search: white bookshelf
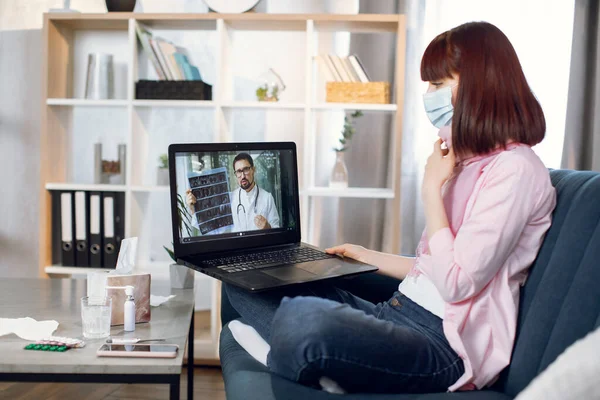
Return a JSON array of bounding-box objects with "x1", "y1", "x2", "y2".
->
[
  {"x1": 40, "y1": 12, "x2": 406, "y2": 362},
  {"x1": 45, "y1": 265, "x2": 114, "y2": 275},
  {"x1": 47, "y1": 98, "x2": 129, "y2": 107},
  {"x1": 221, "y1": 101, "x2": 306, "y2": 109},
  {"x1": 46, "y1": 98, "x2": 398, "y2": 111},
  {"x1": 304, "y1": 187, "x2": 395, "y2": 198},
  {"x1": 132, "y1": 99, "x2": 215, "y2": 107},
  {"x1": 130, "y1": 185, "x2": 170, "y2": 192},
  {"x1": 45, "y1": 183, "x2": 127, "y2": 191},
  {"x1": 312, "y1": 103, "x2": 398, "y2": 111}
]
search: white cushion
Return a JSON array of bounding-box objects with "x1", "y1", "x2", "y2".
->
[{"x1": 515, "y1": 326, "x2": 600, "y2": 400}]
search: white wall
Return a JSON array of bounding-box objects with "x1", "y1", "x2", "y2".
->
[{"x1": 0, "y1": 27, "x2": 42, "y2": 278}]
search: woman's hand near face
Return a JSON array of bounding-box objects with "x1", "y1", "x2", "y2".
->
[
  {"x1": 422, "y1": 139, "x2": 453, "y2": 242},
  {"x1": 423, "y1": 138, "x2": 456, "y2": 199}
]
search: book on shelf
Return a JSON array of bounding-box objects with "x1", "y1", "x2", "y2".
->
[
  {"x1": 318, "y1": 54, "x2": 370, "y2": 83},
  {"x1": 157, "y1": 39, "x2": 184, "y2": 80},
  {"x1": 173, "y1": 47, "x2": 188, "y2": 79},
  {"x1": 149, "y1": 38, "x2": 174, "y2": 80},
  {"x1": 330, "y1": 55, "x2": 352, "y2": 82},
  {"x1": 173, "y1": 53, "x2": 202, "y2": 81},
  {"x1": 323, "y1": 55, "x2": 342, "y2": 81},
  {"x1": 343, "y1": 57, "x2": 360, "y2": 82},
  {"x1": 349, "y1": 54, "x2": 370, "y2": 82},
  {"x1": 315, "y1": 56, "x2": 335, "y2": 82},
  {"x1": 135, "y1": 23, "x2": 166, "y2": 80},
  {"x1": 135, "y1": 22, "x2": 203, "y2": 82}
]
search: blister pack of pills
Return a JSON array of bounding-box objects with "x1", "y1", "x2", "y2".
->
[{"x1": 24, "y1": 336, "x2": 86, "y2": 352}]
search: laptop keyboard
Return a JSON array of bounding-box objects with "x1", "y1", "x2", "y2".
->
[{"x1": 204, "y1": 247, "x2": 334, "y2": 273}]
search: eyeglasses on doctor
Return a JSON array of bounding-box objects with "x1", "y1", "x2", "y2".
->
[{"x1": 234, "y1": 166, "x2": 253, "y2": 177}]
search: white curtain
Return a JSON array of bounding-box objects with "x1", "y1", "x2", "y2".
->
[{"x1": 561, "y1": 0, "x2": 600, "y2": 171}]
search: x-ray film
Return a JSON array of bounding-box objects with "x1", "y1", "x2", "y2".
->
[{"x1": 188, "y1": 167, "x2": 233, "y2": 234}]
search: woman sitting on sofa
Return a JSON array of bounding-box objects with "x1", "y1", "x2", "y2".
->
[{"x1": 224, "y1": 21, "x2": 557, "y2": 394}]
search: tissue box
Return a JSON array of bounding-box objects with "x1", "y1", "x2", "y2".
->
[{"x1": 106, "y1": 274, "x2": 151, "y2": 326}]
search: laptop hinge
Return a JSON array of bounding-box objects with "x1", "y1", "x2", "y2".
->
[{"x1": 183, "y1": 242, "x2": 301, "y2": 262}]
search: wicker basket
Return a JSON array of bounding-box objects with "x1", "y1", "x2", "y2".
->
[{"x1": 326, "y1": 82, "x2": 390, "y2": 104}]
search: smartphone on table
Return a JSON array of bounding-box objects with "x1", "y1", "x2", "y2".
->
[{"x1": 97, "y1": 343, "x2": 179, "y2": 358}]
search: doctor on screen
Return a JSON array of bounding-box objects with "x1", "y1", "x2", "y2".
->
[
  {"x1": 186, "y1": 152, "x2": 280, "y2": 233},
  {"x1": 229, "y1": 152, "x2": 280, "y2": 231}
]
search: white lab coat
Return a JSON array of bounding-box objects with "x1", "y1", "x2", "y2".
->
[{"x1": 231, "y1": 184, "x2": 280, "y2": 232}]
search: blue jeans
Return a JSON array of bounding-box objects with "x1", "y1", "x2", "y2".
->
[{"x1": 225, "y1": 282, "x2": 464, "y2": 394}]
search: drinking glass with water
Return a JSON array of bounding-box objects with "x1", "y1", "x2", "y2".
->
[{"x1": 81, "y1": 296, "x2": 112, "y2": 339}]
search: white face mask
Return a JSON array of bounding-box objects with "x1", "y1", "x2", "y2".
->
[{"x1": 423, "y1": 85, "x2": 456, "y2": 129}]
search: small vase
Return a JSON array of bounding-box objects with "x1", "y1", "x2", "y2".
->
[
  {"x1": 329, "y1": 152, "x2": 349, "y2": 188},
  {"x1": 170, "y1": 264, "x2": 194, "y2": 289}
]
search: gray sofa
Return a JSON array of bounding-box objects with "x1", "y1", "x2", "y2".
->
[{"x1": 219, "y1": 169, "x2": 600, "y2": 399}]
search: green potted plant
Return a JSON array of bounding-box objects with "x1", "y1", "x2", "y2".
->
[
  {"x1": 255, "y1": 68, "x2": 286, "y2": 102},
  {"x1": 157, "y1": 154, "x2": 169, "y2": 186},
  {"x1": 330, "y1": 110, "x2": 363, "y2": 188}
]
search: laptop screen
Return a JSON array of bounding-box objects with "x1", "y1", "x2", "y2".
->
[{"x1": 173, "y1": 148, "x2": 299, "y2": 247}]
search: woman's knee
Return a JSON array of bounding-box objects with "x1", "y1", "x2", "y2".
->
[
  {"x1": 224, "y1": 283, "x2": 251, "y2": 305},
  {"x1": 268, "y1": 297, "x2": 340, "y2": 380},
  {"x1": 224, "y1": 282, "x2": 242, "y2": 297}
]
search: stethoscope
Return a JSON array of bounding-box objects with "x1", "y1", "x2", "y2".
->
[{"x1": 236, "y1": 184, "x2": 260, "y2": 226}]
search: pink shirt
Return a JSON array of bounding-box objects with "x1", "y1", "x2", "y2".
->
[{"x1": 416, "y1": 143, "x2": 556, "y2": 391}]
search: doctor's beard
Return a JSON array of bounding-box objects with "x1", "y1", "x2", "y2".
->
[{"x1": 240, "y1": 178, "x2": 253, "y2": 191}]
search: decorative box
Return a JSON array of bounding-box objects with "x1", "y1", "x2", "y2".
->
[
  {"x1": 325, "y1": 82, "x2": 390, "y2": 104},
  {"x1": 135, "y1": 80, "x2": 213, "y2": 100},
  {"x1": 106, "y1": 273, "x2": 151, "y2": 326}
]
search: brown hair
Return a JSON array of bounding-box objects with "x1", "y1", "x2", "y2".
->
[{"x1": 420, "y1": 22, "x2": 545, "y2": 158}]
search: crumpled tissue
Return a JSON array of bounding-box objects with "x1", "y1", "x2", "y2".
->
[
  {"x1": 150, "y1": 295, "x2": 175, "y2": 307},
  {"x1": 0, "y1": 317, "x2": 59, "y2": 341}
]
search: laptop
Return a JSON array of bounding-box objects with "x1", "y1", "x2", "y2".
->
[{"x1": 168, "y1": 142, "x2": 378, "y2": 292}]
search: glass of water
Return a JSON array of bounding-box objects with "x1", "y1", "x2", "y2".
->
[{"x1": 81, "y1": 296, "x2": 112, "y2": 339}]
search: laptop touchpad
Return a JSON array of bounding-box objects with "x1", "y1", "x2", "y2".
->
[{"x1": 262, "y1": 266, "x2": 317, "y2": 281}]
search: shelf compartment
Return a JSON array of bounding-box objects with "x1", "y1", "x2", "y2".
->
[
  {"x1": 222, "y1": 101, "x2": 305, "y2": 110},
  {"x1": 135, "y1": 18, "x2": 217, "y2": 31},
  {"x1": 45, "y1": 183, "x2": 127, "y2": 192},
  {"x1": 131, "y1": 107, "x2": 214, "y2": 187},
  {"x1": 314, "y1": 18, "x2": 399, "y2": 33},
  {"x1": 47, "y1": 13, "x2": 400, "y2": 33},
  {"x1": 224, "y1": 18, "x2": 306, "y2": 32},
  {"x1": 131, "y1": 185, "x2": 170, "y2": 192},
  {"x1": 47, "y1": 14, "x2": 130, "y2": 30},
  {"x1": 135, "y1": 262, "x2": 212, "y2": 280},
  {"x1": 304, "y1": 187, "x2": 394, "y2": 199},
  {"x1": 312, "y1": 103, "x2": 397, "y2": 111},
  {"x1": 45, "y1": 266, "x2": 115, "y2": 275},
  {"x1": 47, "y1": 98, "x2": 129, "y2": 107}
]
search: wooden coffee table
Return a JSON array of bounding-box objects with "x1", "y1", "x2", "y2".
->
[{"x1": 0, "y1": 278, "x2": 195, "y2": 400}]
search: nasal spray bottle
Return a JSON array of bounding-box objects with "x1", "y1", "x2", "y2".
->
[{"x1": 106, "y1": 285, "x2": 136, "y2": 332}]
